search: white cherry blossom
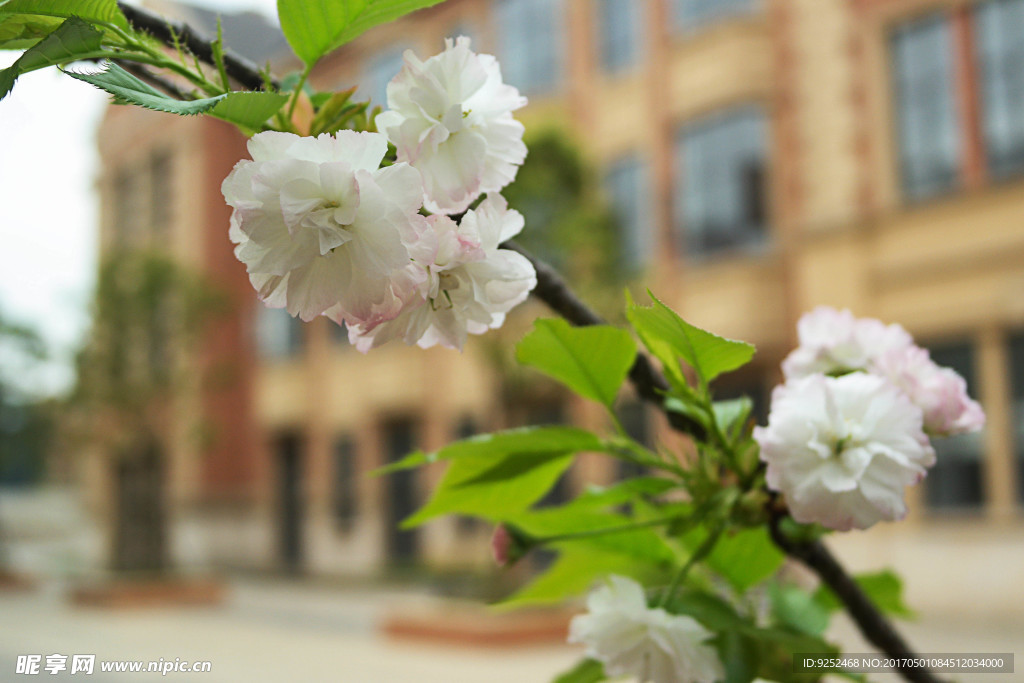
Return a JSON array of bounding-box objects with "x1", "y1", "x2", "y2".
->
[
  {"x1": 873, "y1": 345, "x2": 986, "y2": 437},
  {"x1": 347, "y1": 194, "x2": 536, "y2": 351},
  {"x1": 222, "y1": 130, "x2": 427, "y2": 324},
  {"x1": 568, "y1": 575, "x2": 724, "y2": 683},
  {"x1": 755, "y1": 373, "x2": 935, "y2": 531},
  {"x1": 375, "y1": 37, "x2": 527, "y2": 214},
  {"x1": 782, "y1": 306, "x2": 913, "y2": 379}
]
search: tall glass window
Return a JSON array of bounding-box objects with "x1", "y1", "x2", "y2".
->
[
  {"x1": 256, "y1": 307, "x2": 304, "y2": 359},
  {"x1": 598, "y1": 0, "x2": 642, "y2": 73},
  {"x1": 333, "y1": 435, "x2": 357, "y2": 532},
  {"x1": 495, "y1": 0, "x2": 564, "y2": 96},
  {"x1": 672, "y1": 0, "x2": 758, "y2": 32},
  {"x1": 974, "y1": 0, "x2": 1024, "y2": 179},
  {"x1": 891, "y1": 15, "x2": 961, "y2": 201},
  {"x1": 1009, "y1": 333, "x2": 1024, "y2": 504},
  {"x1": 925, "y1": 343, "x2": 985, "y2": 510},
  {"x1": 605, "y1": 155, "x2": 652, "y2": 273},
  {"x1": 674, "y1": 107, "x2": 767, "y2": 258}
]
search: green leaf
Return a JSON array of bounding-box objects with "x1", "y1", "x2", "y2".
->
[
  {"x1": 374, "y1": 425, "x2": 604, "y2": 475},
  {"x1": 509, "y1": 507, "x2": 677, "y2": 565},
  {"x1": 401, "y1": 450, "x2": 575, "y2": 528},
  {"x1": 715, "y1": 629, "x2": 759, "y2": 683},
  {"x1": 627, "y1": 291, "x2": 755, "y2": 388},
  {"x1": 278, "y1": 0, "x2": 444, "y2": 66},
  {"x1": 66, "y1": 63, "x2": 286, "y2": 128},
  {"x1": 0, "y1": 0, "x2": 128, "y2": 27},
  {"x1": 207, "y1": 91, "x2": 289, "y2": 130},
  {"x1": 712, "y1": 397, "x2": 753, "y2": 441},
  {"x1": 516, "y1": 319, "x2": 637, "y2": 408},
  {"x1": 0, "y1": 13, "x2": 61, "y2": 50},
  {"x1": 552, "y1": 658, "x2": 606, "y2": 683},
  {"x1": 770, "y1": 583, "x2": 832, "y2": 637},
  {"x1": 499, "y1": 548, "x2": 666, "y2": 609},
  {"x1": 705, "y1": 527, "x2": 785, "y2": 592},
  {"x1": 666, "y1": 589, "x2": 753, "y2": 634},
  {"x1": 813, "y1": 569, "x2": 915, "y2": 619},
  {"x1": 1, "y1": 17, "x2": 102, "y2": 101}
]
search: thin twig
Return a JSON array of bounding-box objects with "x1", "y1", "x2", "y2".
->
[{"x1": 117, "y1": 2, "x2": 279, "y2": 91}]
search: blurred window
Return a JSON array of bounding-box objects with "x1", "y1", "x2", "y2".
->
[
  {"x1": 672, "y1": 0, "x2": 759, "y2": 33},
  {"x1": 674, "y1": 107, "x2": 768, "y2": 258},
  {"x1": 495, "y1": 0, "x2": 564, "y2": 96},
  {"x1": 363, "y1": 47, "x2": 405, "y2": 109},
  {"x1": 891, "y1": 14, "x2": 961, "y2": 200},
  {"x1": 1009, "y1": 333, "x2": 1024, "y2": 504},
  {"x1": 256, "y1": 307, "x2": 304, "y2": 359},
  {"x1": 604, "y1": 155, "x2": 652, "y2": 273},
  {"x1": 113, "y1": 168, "x2": 142, "y2": 245},
  {"x1": 598, "y1": 0, "x2": 642, "y2": 73},
  {"x1": 925, "y1": 343, "x2": 985, "y2": 511},
  {"x1": 974, "y1": 0, "x2": 1024, "y2": 179},
  {"x1": 333, "y1": 434, "x2": 357, "y2": 532},
  {"x1": 149, "y1": 150, "x2": 173, "y2": 237}
]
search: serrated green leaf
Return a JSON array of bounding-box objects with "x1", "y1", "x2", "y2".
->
[
  {"x1": 278, "y1": 0, "x2": 443, "y2": 66},
  {"x1": 552, "y1": 658, "x2": 605, "y2": 683},
  {"x1": 516, "y1": 319, "x2": 637, "y2": 408},
  {"x1": 705, "y1": 527, "x2": 785, "y2": 592},
  {"x1": 208, "y1": 91, "x2": 288, "y2": 130},
  {"x1": 401, "y1": 451, "x2": 574, "y2": 528},
  {"x1": 813, "y1": 569, "x2": 915, "y2": 619},
  {"x1": 0, "y1": 0, "x2": 127, "y2": 28},
  {"x1": 1, "y1": 17, "x2": 102, "y2": 101},
  {"x1": 627, "y1": 291, "x2": 755, "y2": 388},
  {"x1": 66, "y1": 63, "x2": 285, "y2": 129},
  {"x1": 373, "y1": 425, "x2": 604, "y2": 476}
]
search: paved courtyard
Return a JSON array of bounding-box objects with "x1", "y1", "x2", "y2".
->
[{"x1": 0, "y1": 577, "x2": 1019, "y2": 682}]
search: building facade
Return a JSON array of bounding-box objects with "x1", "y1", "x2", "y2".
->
[{"x1": 91, "y1": 0, "x2": 1024, "y2": 615}]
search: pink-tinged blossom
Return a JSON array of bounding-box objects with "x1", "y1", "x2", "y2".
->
[
  {"x1": 873, "y1": 345, "x2": 986, "y2": 437},
  {"x1": 568, "y1": 575, "x2": 724, "y2": 683},
  {"x1": 223, "y1": 130, "x2": 427, "y2": 324},
  {"x1": 755, "y1": 373, "x2": 935, "y2": 531},
  {"x1": 347, "y1": 194, "x2": 536, "y2": 351},
  {"x1": 375, "y1": 37, "x2": 528, "y2": 214},
  {"x1": 782, "y1": 306, "x2": 913, "y2": 379}
]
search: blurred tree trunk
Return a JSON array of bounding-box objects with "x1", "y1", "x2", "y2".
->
[{"x1": 111, "y1": 434, "x2": 167, "y2": 573}]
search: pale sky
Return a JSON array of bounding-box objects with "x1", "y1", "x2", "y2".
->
[{"x1": 0, "y1": 0, "x2": 279, "y2": 397}]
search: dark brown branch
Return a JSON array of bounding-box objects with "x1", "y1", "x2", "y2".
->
[
  {"x1": 115, "y1": 61, "x2": 190, "y2": 101},
  {"x1": 117, "y1": 2, "x2": 278, "y2": 91},
  {"x1": 769, "y1": 515, "x2": 945, "y2": 683},
  {"x1": 503, "y1": 240, "x2": 707, "y2": 441}
]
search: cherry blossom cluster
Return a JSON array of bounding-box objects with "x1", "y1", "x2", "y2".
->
[
  {"x1": 222, "y1": 38, "x2": 535, "y2": 351},
  {"x1": 756, "y1": 307, "x2": 985, "y2": 531}
]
